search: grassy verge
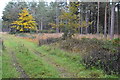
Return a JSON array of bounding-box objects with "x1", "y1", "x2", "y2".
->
[{"x1": 0, "y1": 51, "x2": 2, "y2": 79}]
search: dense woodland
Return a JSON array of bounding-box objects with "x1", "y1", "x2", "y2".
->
[{"x1": 2, "y1": 1, "x2": 120, "y2": 39}]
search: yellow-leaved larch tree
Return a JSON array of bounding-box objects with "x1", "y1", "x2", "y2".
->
[{"x1": 11, "y1": 8, "x2": 37, "y2": 32}]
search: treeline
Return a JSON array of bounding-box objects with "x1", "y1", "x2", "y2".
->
[{"x1": 2, "y1": 1, "x2": 120, "y2": 39}]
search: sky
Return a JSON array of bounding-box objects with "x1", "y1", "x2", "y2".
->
[{"x1": 0, "y1": 0, "x2": 11, "y2": 19}]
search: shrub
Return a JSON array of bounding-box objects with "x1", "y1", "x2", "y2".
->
[
  {"x1": 39, "y1": 30, "x2": 56, "y2": 33},
  {"x1": 59, "y1": 38, "x2": 120, "y2": 75},
  {"x1": 39, "y1": 38, "x2": 61, "y2": 46},
  {"x1": 83, "y1": 48, "x2": 120, "y2": 75},
  {"x1": 49, "y1": 30, "x2": 56, "y2": 33},
  {"x1": 112, "y1": 38, "x2": 120, "y2": 46},
  {"x1": 60, "y1": 38, "x2": 103, "y2": 52},
  {"x1": 39, "y1": 30, "x2": 48, "y2": 33}
]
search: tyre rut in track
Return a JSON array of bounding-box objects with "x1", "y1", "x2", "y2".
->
[
  {"x1": 34, "y1": 50, "x2": 77, "y2": 78},
  {"x1": 10, "y1": 51, "x2": 29, "y2": 78}
]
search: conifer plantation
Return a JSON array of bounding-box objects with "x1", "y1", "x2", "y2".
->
[{"x1": 0, "y1": 0, "x2": 120, "y2": 79}]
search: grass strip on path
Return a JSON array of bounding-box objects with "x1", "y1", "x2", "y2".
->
[{"x1": 2, "y1": 34, "x2": 60, "y2": 78}]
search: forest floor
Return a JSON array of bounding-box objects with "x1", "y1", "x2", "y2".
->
[{"x1": 1, "y1": 33, "x2": 119, "y2": 78}]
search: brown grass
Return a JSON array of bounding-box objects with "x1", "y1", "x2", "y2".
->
[
  {"x1": 16, "y1": 33, "x2": 119, "y2": 43},
  {"x1": 74, "y1": 34, "x2": 119, "y2": 40},
  {"x1": 37, "y1": 33, "x2": 63, "y2": 40},
  {"x1": 20, "y1": 37, "x2": 38, "y2": 43}
]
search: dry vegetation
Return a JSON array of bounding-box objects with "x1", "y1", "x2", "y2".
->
[
  {"x1": 74, "y1": 34, "x2": 119, "y2": 40},
  {"x1": 16, "y1": 33, "x2": 119, "y2": 44}
]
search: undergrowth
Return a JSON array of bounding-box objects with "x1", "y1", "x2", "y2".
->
[{"x1": 58, "y1": 38, "x2": 120, "y2": 75}]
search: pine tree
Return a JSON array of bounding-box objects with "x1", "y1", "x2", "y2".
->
[
  {"x1": 49, "y1": 2, "x2": 92, "y2": 39},
  {"x1": 11, "y1": 8, "x2": 37, "y2": 32}
]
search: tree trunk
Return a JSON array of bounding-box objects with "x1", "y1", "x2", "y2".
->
[
  {"x1": 80, "y1": 8, "x2": 84, "y2": 34},
  {"x1": 110, "y1": 3, "x2": 115, "y2": 39},
  {"x1": 40, "y1": 20, "x2": 43, "y2": 31},
  {"x1": 38, "y1": 22, "x2": 41, "y2": 31},
  {"x1": 85, "y1": 27, "x2": 88, "y2": 34},
  {"x1": 97, "y1": 1, "x2": 100, "y2": 34},
  {"x1": 118, "y1": 2, "x2": 120, "y2": 37},
  {"x1": 56, "y1": 17, "x2": 59, "y2": 33},
  {"x1": 81, "y1": 27, "x2": 83, "y2": 34},
  {"x1": 108, "y1": 5, "x2": 111, "y2": 35},
  {"x1": 86, "y1": 7, "x2": 89, "y2": 34},
  {"x1": 56, "y1": 16, "x2": 59, "y2": 33},
  {"x1": 104, "y1": 2, "x2": 108, "y2": 38},
  {"x1": 56, "y1": 2, "x2": 59, "y2": 33},
  {"x1": 116, "y1": 5, "x2": 118, "y2": 35}
]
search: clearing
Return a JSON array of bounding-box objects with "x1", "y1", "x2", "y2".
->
[{"x1": 1, "y1": 34, "x2": 119, "y2": 78}]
